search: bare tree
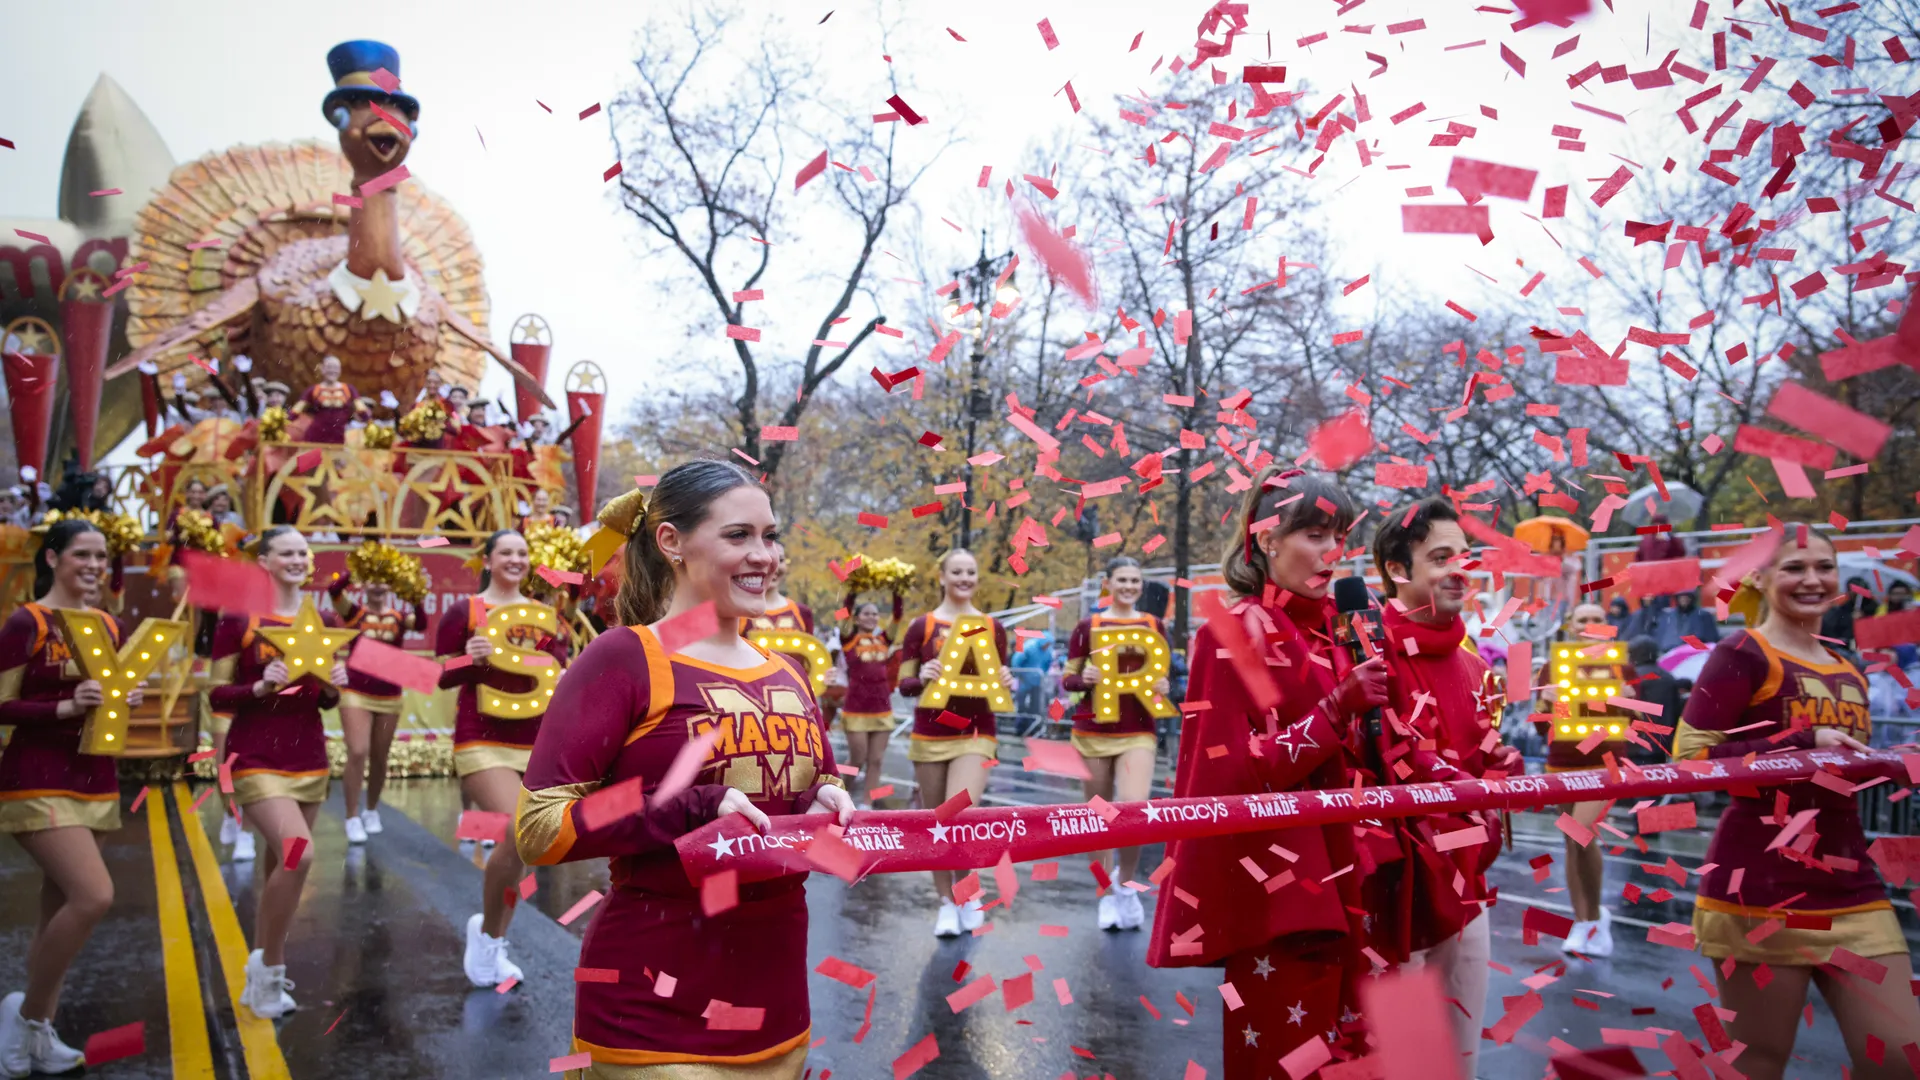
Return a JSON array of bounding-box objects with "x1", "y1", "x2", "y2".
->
[{"x1": 607, "y1": 7, "x2": 944, "y2": 478}]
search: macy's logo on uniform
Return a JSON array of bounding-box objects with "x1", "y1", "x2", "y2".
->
[{"x1": 930, "y1": 819, "x2": 1027, "y2": 845}]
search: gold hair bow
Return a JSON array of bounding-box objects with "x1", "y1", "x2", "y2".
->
[{"x1": 582, "y1": 487, "x2": 647, "y2": 576}]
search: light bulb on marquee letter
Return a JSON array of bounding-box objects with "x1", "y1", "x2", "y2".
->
[
  {"x1": 917, "y1": 614, "x2": 1013, "y2": 714},
  {"x1": 254, "y1": 597, "x2": 359, "y2": 687},
  {"x1": 1088, "y1": 625, "x2": 1179, "y2": 722},
  {"x1": 58, "y1": 611, "x2": 189, "y2": 756},
  {"x1": 480, "y1": 601, "x2": 561, "y2": 719},
  {"x1": 747, "y1": 628, "x2": 832, "y2": 694}
]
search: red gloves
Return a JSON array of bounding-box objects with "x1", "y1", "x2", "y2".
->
[{"x1": 1327, "y1": 655, "x2": 1390, "y2": 718}]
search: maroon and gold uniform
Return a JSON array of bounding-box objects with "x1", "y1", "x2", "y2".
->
[
  {"x1": 838, "y1": 628, "x2": 895, "y2": 733},
  {"x1": 1061, "y1": 612, "x2": 1164, "y2": 758},
  {"x1": 517, "y1": 625, "x2": 842, "y2": 1074},
  {"x1": 1674, "y1": 629, "x2": 1899, "y2": 964},
  {"x1": 330, "y1": 577, "x2": 426, "y2": 713},
  {"x1": 0, "y1": 605, "x2": 125, "y2": 833},
  {"x1": 291, "y1": 380, "x2": 362, "y2": 444},
  {"x1": 208, "y1": 609, "x2": 343, "y2": 806},
  {"x1": 436, "y1": 596, "x2": 571, "y2": 777},
  {"x1": 748, "y1": 599, "x2": 813, "y2": 635},
  {"x1": 897, "y1": 614, "x2": 1007, "y2": 763}
]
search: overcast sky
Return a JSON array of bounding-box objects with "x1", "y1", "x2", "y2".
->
[{"x1": 4, "y1": 0, "x2": 1722, "y2": 449}]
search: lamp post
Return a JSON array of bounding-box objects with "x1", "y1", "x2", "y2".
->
[{"x1": 941, "y1": 233, "x2": 1019, "y2": 549}]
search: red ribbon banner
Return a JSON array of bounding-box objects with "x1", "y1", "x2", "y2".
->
[{"x1": 676, "y1": 748, "x2": 1907, "y2": 884}]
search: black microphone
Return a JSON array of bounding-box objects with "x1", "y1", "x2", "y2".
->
[{"x1": 1331, "y1": 575, "x2": 1383, "y2": 740}]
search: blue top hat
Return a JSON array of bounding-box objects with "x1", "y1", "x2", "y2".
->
[{"x1": 322, "y1": 40, "x2": 421, "y2": 122}]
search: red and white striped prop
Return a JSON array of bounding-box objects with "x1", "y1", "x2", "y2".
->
[{"x1": 676, "y1": 748, "x2": 1908, "y2": 884}]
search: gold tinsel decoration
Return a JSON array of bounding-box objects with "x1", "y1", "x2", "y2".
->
[
  {"x1": 258, "y1": 406, "x2": 288, "y2": 443},
  {"x1": 361, "y1": 422, "x2": 396, "y2": 450},
  {"x1": 523, "y1": 521, "x2": 588, "y2": 598},
  {"x1": 38, "y1": 508, "x2": 144, "y2": 558},
  {"x1": 846, "y1": 554, "x2": 918, "y2": 594},
  {"x1": 171, "y1": 508, "x2": 226, "y2": 554},
  {"x1": 346, "y1": 539, "x2": 428, "y2": 605},
  {"x1": 397, "y1": 401, "x2": 447, "y2": 443}
]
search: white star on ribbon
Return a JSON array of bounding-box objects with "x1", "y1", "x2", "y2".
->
[
  {"x1": 929, "y1": 822, "x2": 950, "y2": 844},
  {"x1": 1272, "y1": 717, "x2": 1319, "y2": 762},
  {"x1": 1316, "y1": 789, "x2": 1343, "y2": 807},
  {"x1": 707, "y1": 833, "x2": 737, "y2": 858},
  {"x1": 1143, "y1": 803, "x2": 1163, "y2": 823}
]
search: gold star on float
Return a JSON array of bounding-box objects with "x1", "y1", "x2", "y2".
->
[
  {"x1": 355, "y1": 269, "x2": 408, "y2": 324},
  {"x1": 254, "y1": 597, "x2": 358, "y2": 687},
  {"x1": 10, "y1": 326, "x2": 54, "y2": 354},
  {"x1": 66, "y1": 276, "x2": 104, "y2": 301}
]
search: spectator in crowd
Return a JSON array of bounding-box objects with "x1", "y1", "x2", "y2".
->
[
  {"x1": 1606, "y1": 596, "x2": 1634, "y2": 635},
  {"x1": 1634, "y1": 513, "x2": 1689, "y2": 562},
  {"x1": 1013, "y1": 633, "x2": 1052, "y2": 717},
  {"x1": 1627, "y1": 636, "x2": 1683, "y2": 763},
  {"x1": 1819, "y1": 576, "x2": 1877, "y2": 651},
  {"x1": 1672, "y1": 588, "x2": 1719, "y2": 645},
  {"x1": 1888, "y1": 581, "x2": 1913, "y2": 614}
]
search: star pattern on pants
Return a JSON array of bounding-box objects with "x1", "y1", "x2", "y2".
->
[
  {"x1": 1241, "y1": 1024, "x2": 1259, "y2": 1047},
  {"x1": 1287, "y1": 1000, "x2": 1307, "y2": 1026},
  {"x1": 1252, "y1": 956, "x2": 1275, "y2": 979}
]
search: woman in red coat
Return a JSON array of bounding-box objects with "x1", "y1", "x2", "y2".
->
[
  {"x1": 516, "y1": 460, "x2": 851, "y2": 1079},
  {"x1": 0, "y1": 520, "x2": 141, "y2": 1074},
  {"x1": 1147, "y1": 467, "x2": 1388, "y2": 1077}
]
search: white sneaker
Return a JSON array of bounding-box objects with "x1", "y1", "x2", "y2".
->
[
  {"x1": 241, "y1": 949, "x2": 296, "y2": 1019},
  {"x1": 933, "y1": 902, "x2": 962, "y2": 938},
  {"x1": 344, "y1": 815, "x2": 368, "y2": 844},
  {"x1": 1097, "y1": 893, "x2": 1121, "y2": 931},
  {"x1": 220, "y1": 814, "x2": 239, "y2": 847},
  {"x1": 458, "y1": 838, "x2": 475, "y2": 857},
  {"x1": 491, "y1": 937, "x2": 524, "y2": 986},
  {"x1": 1562, "y1": 919, "x2": 1596, "y2": 954},
  {"x1": 1, "y1": 991, "x2": 32, "y2": 1078},
  {"x1": 960, "y1": 899, "x2": 985, "y2": 932},
  {"x1": 462, "y1": 914, "x2": 521, "y2": 987},
  {"x1": 1584, "y1": 910, "x2": 1615, "y2": 958},
  {"x1": 23, "y1": 1016, "x2": 83, "y2": 1075},
  {"x1": 361, "y1": 809, "x2": 384, "y2": 835},
  {"x1": 231, "y1": 829, "x2": 256, "y2": 862},
  {"x1": 480, "y1": 838, "x2": 496, "y2": 852},
  {"x1": 1118, "y1": 891, "x2": 1147, "y2": 931}
]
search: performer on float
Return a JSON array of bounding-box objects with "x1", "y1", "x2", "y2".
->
[
  {"x1": 837, "y1": 596, "x2": 902, "y2": 807},
  {"x1": 1370, "y1": 497, "x2": 1522, "y2": 1080},
  {"x1": 0, "y1": 520, "x2": 138, "y2": 1074},
  {"x1": 1147, "y1": 468, "x2": 1388, "y2": 1077},
  {"x1": 518, "y1": 487, "x2": 557, "y2": 532},
  {"x1": 516, "y1": 461, "x2": 851, "y2": 1079},
  {"x1": 437, "y1": 529, "x2": 570, "y2": 988},
  {"x1": 1543, "y1": 600, "x2": 1626, "y2": 956},
  {"x1": 1060, "y1": 556, "x2": 1170, "y2": 932},
  {"x1": 329, "y1": 542, "x2": 427, "y2": 844},
  {"x1": 207, "y1": 525, "x2": 349, "y2": 1019},
  {"x1": 896, "y1": 549, "x2": 1016, "y2": 938},
  {"x1": 288, "y1": 355, "x2": 367, "y2": 445},
  {"x1": 1673, "y1": 524, "x2": 1916, "y2": 1078}
]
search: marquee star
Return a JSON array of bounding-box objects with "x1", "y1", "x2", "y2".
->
[{"x1": 254, "y1": 597, "x2": 357, "y2": 686}]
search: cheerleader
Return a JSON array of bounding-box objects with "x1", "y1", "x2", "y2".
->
[
  {"x1": 437, "y1": 529, "x2": 570, "y2": 987},
  {"x1": 896, "y1": 549, "x2": 1015, "y2": 937},
  {"x1": 1547, "y1": 601, "x2": 1622, "y2": 956},
  {"x1": 1147, "y1": 468, "x2": 1388, "y2": 1078},
  {"x1": 837, "y1": 597, "x2": 901, "y2": 807},
  {"x1": 0, "y1": 520, "x2": 137, "y2": 1074},
  {"x1": 749, "y1": 542, "x2": 813, "y2": 633},
  {"x1": 516, "y1": 461, "x2": 851, "y2": 1080},
  {"x1": 1059, "y1": 556, "x2": 1166, "y2": 932},
  {"x1": 288, "y1": 355, "x2": 365, "y2": 445},
  {"x1": 328, "y1": 543, "x2": 427, "y2": 844},
  {"x1": 207, "y1": 525, "x2": 348, "y2": 1018},
  {"x1": 1674, "y1": 525, "x2": 1917, "y2": 1079}
]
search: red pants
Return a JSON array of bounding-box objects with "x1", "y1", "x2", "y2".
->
[{"x1": 1221, "y1": 944, "x2": 1347, "y2": 1079}]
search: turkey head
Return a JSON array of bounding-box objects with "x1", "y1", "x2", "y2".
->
[{"x1": 332, "y1": 96, "x2": 414, "y2": 184}]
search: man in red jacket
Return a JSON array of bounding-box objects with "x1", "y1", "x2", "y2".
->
[{"x1": 1371, "y1": 496, "x2": 1522, "y2": 1080}]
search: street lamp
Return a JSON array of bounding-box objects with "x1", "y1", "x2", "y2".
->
[{"x1": 943, "y1": 233, "x2": 1019, "y2": 549}]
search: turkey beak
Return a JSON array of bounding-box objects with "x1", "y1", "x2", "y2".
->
[{"x1": 364, "y1": 119, "x2": 407, "y2": 164}]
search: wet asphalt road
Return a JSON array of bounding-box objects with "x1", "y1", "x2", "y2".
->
[{"x1": 0, "y1": 732, "x2": 1901, "y2": 1078}]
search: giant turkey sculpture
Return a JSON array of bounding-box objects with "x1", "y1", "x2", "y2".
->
[{"x1": 109, "y1": 41, "x2": 548, "y2": 408}]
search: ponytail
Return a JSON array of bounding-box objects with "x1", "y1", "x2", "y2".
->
[{"x1": 610, "y1": 460, "x2": 763, "y2": 626}]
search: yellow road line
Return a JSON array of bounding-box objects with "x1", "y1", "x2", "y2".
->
[
  {"x1": 172, "y1": 783, "x2": 294, "y2": 1080},
  {"x1": 146, "y1": 788, "x2": 215, "y2": 1079}
]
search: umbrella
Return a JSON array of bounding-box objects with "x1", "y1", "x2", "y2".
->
[
  {"x1": 1621, "y1": 482, "x2": 1704, "y2": 527},
  {"x1": 1514, "y1": 515, "x2": 1590, "y2": 554},
  {"x1": 1659, "y1": 643, "x2": 1710, "y2": 683}
]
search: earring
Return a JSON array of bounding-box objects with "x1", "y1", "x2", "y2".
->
[{"x1": 672, "y1": 555, "x2": 684, "y2": 567}]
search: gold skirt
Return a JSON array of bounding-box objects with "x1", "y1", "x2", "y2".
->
[
  {"x1": 1693, "y1": 900, "x2": 1905, "y2": 966},
  {"x1": 454, "y1": 743, "x2": 532, "y2": 777},
  {"x1": 839, "y1": 711, "x2": 895, "y2": 733},
  {"x1": 340, "y1": 689, "x2": 403, "y2": 714},
  {"x1": 568, "y1": 1037, "x2": 808, "y2": 1079},
  {"x1": 907, "y1": 733, "x2": 999, "y2": 763},
  {"x1": 233, "y1": 769, "x2": 330, "y2": 807},
  {"x1": 1071, "y1": 731, "x2": 1157, "y2": 759},
  {"x1": 0, "y1": 792, "x2": 120, "y2": 833}
]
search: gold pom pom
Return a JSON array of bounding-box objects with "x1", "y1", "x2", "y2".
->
[
  {"x1": 524, "y1": 521, "x2": 589, "y2": 599},
  {"x1": 847, "y1": 555, "x2": 918, "y2": 594},
  {"x1": 171, "y1": 509, "x2": 226, "y2": 555},
  {"x1": 38, "y1": 508, "x2": 144, "y2": 558},
  {"x1": 397, "y1": 402, "x2": 447, "y2": 443},
  {"x1": 346, "y1": 539, "x2": 428, "y2": 605},
  {"x1": 360, "y1": 423, "x2": 396, "y2": 450},
  {"x1": 258, "y1": 406, "x2": 288, "y2": 443}
]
